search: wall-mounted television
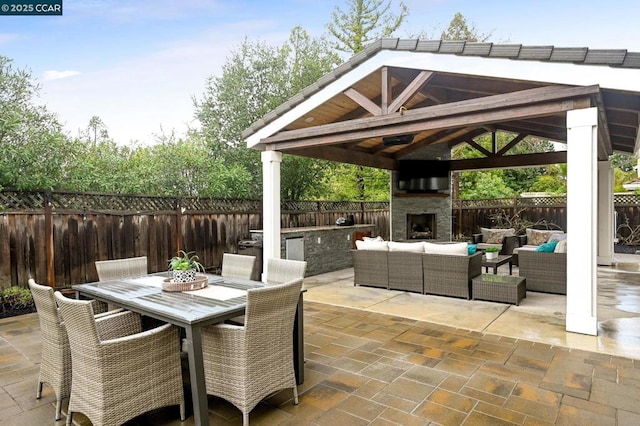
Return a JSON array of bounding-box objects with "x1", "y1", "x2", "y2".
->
[{"x1": 397, "y1": 160, "x2": 450, "y2": 192}]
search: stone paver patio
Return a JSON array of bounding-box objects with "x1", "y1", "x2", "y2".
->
[{"x1": 1, "y1": 259, "x2": 640, "y2": 425}]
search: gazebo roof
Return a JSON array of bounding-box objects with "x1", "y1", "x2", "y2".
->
[{"x1": 244, "y1": 39, "x2": 640, "y2": 170}]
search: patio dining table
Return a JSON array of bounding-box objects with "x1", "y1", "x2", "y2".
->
[{"x1": 73, "y1": 273, "x2": 305, "y2": 426}]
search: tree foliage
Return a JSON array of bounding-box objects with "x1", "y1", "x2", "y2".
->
[
  {"x1": 453, "y1": 133, "x2": 558, "y2": 199},
  {"x1": 326, "y1": 0, "x2": 408, "y2": 54},
  {"x1": 194, "y1": 27, "x2": 341, "y2": 199},
  {"x1": 0, "y1": 56, "x2": 70, "y2": 191},
  {"x1": 440, "y1": 12, "x2": 492, "y2": 42},
  {"x1": 323, "y1": 0, "x2": 409, "y2": 199}
]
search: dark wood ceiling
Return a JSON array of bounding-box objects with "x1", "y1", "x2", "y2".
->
[{"x1": 246, "y1": 40, "x2": 640, "y2": 171}]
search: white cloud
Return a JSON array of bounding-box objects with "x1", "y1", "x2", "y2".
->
[
  {"x1": 0, "y1": 33, "x2": 22, "y2": 46},
  {"x1": 43, "y1": 70, "x2": 81, "y2": 81}
]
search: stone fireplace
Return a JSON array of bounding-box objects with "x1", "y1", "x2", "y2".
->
[
  {"x1": 391, "y1": 147, "x2": 452, "y2": 242},
  {"x1": 407, "y1": 213, "x2": 437, "y2": 240},
  {"x1": 391, "y1": 171, "x2": 452, "y2": 242}
]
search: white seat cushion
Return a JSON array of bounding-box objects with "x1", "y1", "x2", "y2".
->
[
  {"x1": 355, "y1": 240, "x2": 388, "y2": 251},
  {"x1": 424, "y1": 242, "x2": 468, "y2": 256},
  {"x1": 387, "y1": 241, "x2": 425, "y2": 252}
]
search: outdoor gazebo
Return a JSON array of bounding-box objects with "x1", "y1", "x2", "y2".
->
[{"x1": 243, "y1": 38, "x2": 640, "y2": 336}]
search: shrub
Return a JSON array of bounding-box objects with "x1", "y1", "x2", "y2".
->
[{"x1": 0, "y1": 286, "x2": 35, "y2": 317}]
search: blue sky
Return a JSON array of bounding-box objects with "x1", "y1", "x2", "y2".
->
[{"x1": 1, "y1": 0, "x2": 639, "y2": 144}]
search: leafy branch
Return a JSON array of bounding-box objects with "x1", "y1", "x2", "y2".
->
[
  {"x1": 486, "y1": 208, "x2": 561, "y2": 235},
  {"x1": 616, "y1": 215, "x2": 640, "y2": 246}
]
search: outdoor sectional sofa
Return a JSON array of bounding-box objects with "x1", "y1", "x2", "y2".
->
[
  {"x1": 351, "y1": 240, "x2": 482, "y2": 299},
  {"x1": 517, "y1": 250, "x2": 567, "y2": 294}
]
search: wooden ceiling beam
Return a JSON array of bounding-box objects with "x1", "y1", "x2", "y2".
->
[
  {"x1": 602, "y1": 91, "x2": 640, "y2": 112},
  {"x1": 605, "y1": 109, "x2": 639, "y2": 128},
  {"x1": 466, "y1": 138, "x2": 494, "y2": 157},
  {"x1": 262, "y1": 85, "x2": 598, "y2": 148},
  {"x1": 497, "y1": 133, "x2": 528, "y2": 156},
  {"x1": 497, "y1": 123, "x2": 566, "y2": 142},
  {"x1": 268, "y1": 96, "x2": 593, "y2": 151},
  {"x1": 343, "y1": 88, "x2": 381, "y2": 116},
  {"x1": 388, "y1": 71, "x2": 434, "y2": 113},
  {"x1": 289, "y1": 146, "x2": 396, "y2": 170},
  {"x1": 450, "y1": 151, "x2": 567, "y2": 171},
  {"x1": 395, "y1": 128, "x2": 485, "y2": 157},
  {"x1": 593, "y1": 91, "x2": 613, "y2": 159},
  {"x1": 609, "y1": 124, "x2": 638, "y2": 138}
]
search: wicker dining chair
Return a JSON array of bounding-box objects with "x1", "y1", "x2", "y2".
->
[
  {"x1": 95, "y1": 255, "x2": 148, "y2": 281},
  {"x1": 221, "y1": 253, "x2": 257, "y2": 280},
  {"x1": 54, "y1": 292, "x2": 185, "y2": 426},
  {"x1": 28, "y1": 279, "x2": 119, "y2": 421},
  {"x1": 227, "y1": 257, "x2": 306, "y2": 326},
  {"x1": 202, "y1": 278, "x2": 304, "y2": 426},
  {"x1": 95, "y1": 256, "x2": 148, "y2": 311},
  {"x1": 265, "y1": 258, "x2": 307, "y2": 285}
]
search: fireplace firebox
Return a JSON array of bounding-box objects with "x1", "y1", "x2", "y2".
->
[{"x1": 407, "y1": 214, "x2": 436, "y2": 240}]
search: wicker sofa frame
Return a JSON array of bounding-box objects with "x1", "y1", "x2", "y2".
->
[
  {"x1": 517, "y1": 250, "x2": 567, "y2": 294},
  {"x1": 423, "y1": 252, "x2": 482, "y2": 299},
  {"x1": 351, "y1": 250, "x2": 482, "y2": 297}
]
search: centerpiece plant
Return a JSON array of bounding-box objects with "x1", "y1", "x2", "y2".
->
[
  {"x1": 485, "y1": 246, "x2": 499, "y2": 260},
  {"x1": 168, "y1": 250, "x2": 205, "y2": 283}
]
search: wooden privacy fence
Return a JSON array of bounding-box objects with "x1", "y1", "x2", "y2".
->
[
  {"x1": 0, "y1": 190, "x2": 389, "y2": 289},
  {"x1": 452, "y1": 196, "x2": 568, "y2": 236},
  {"x1": 4, "y1": 190, "x2": 638, "y2": 289},
  {"x1": 453, "y1": 194, "x2": 640, "y2": 238}
]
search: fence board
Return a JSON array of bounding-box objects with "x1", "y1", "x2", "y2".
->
[{"x1": 12, "y1": 190, "x2": 640, "y2": 289}]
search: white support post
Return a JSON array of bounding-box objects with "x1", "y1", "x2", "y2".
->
[
  {"x1": 598, "y1": 161, "x2": 614, "y2": 266},
  {"x1": 566, "y1": 107, "x2": 598, "y2": 335},
  {"x1": 261, "y1": 150, "x2": 282, "y2": 282}
]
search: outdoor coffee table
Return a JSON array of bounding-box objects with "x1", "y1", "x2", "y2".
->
[
  {"x1": 482, "y1": 254, "x2": 513, "y2": 275},
  {"x1": 472, "y1": 274, "x2": 526, "y2": 305}
]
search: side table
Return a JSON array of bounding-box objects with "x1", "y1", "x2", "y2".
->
[
  {"x1": 472, "y1": 274, "x2": 526, "y2": 305},
  {"x1": 482, "y1": 254, "x2": 513, "y2": 275}
]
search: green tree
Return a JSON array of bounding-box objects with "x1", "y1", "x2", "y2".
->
[
  {"x1": 194, "y1": 27, "x2": 341, "y2": 199},
  {"x1": 459, "y1": 171, "x2": 513, "y2": 200},
  {"x1": 614, "y1": 167, "x2": 637, "y2": 192},
  {"x1": 452, "y1": 133, "x2": 556, "y2": 199},
  {"x1": 325, "y1": 0, "x2": 408, "y2": 199},
  {"x1": 0, "y1": 56, "x2": 70, "y2": 190},
  {"x1": 440, "y1": 12, "x2": 492, "y2": 42},
  {"x1": 316, "y1": 164, "x2": 390, "y2": 201},
  {"x1": 84, "y1": 116, "x2": 109, "y2": 146},
  {"x1": 326, "y1": 0, "x2": 408, "y2": 53},
  {"x1": 529, "y1": 164, "x2": 567, "y2": 195},
  {"x1": 610, "y1": 153, "x2": 636, "y2": 172}
]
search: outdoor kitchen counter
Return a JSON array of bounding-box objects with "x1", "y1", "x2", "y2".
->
[{"x1": 250, "y1": 224, "x2": 377, "y2": 276}]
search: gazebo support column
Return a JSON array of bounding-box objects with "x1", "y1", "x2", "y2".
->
[
  {"x1": 566, "y1": 107, "x2": 598, "y2": 336},
  {"x1": 598, "y1": 161, "x2": 614, "y2": 266},
  {"x1": 261, "y1": 150, "x2": 282, "y2": 281}
]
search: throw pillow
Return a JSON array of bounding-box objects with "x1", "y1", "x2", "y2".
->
[
  {"x1": 535, "y1": 240, "x2": 558, "y2": 252},
  {"x1": 424, "y1": 242, "x2": 468, "y2": 256},
  {"x1": 486, "y1": 230, "x2": 506, "y2": 244},
  {"x1": 468, "y1": 244, "x2": 477, "y2": 255},
  {"x1": 388, "y1": 241, "x2": 425, "y2": 253},
  {"x1": 527, "y1": 229, "x2": 557, "y2": 246},
  {"x1": 480, "y1": 227, "x2": 492, "y2": 243},
  {"x1": 481, "y1": 227, "x2": 515, "y2": 243},
  {"x1": 554, "y1": 239, "x2": 567, "y2": 253},
  {"x1": 548, "y1": 233, "x2": 567, "y2": 242}
]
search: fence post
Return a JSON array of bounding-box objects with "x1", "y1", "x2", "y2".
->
[
  {"x1": 44, "y1": 192, "x2": 56, "y2": 288},
  {"x1": 175, "y1": 198, "x2": 183, "y2": 254}
]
